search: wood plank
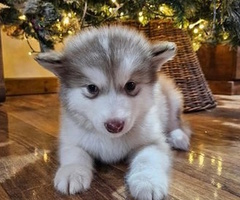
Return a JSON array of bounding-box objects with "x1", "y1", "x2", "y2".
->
[
  {"x1": 0, "y1": 31, "x2": 6, "y2": 102},
  {"x1": 5, "y1": 77, "x2": 58, "y2": 96},
  {"x1": 207, "y1": 80, "x2": 240, "y2": 95},
  {"x1": 197, "y1": 45, "x2": 240, "y2": 81},
  {"x1": 3, "y1": 94, "x2": 60, "y2": 137},
  {"x1": 170, "y1": 169, "x2": 240, "y2": 200},
  {"x1": 0, "y1": 108, "x2": 8, "y2": 142}
]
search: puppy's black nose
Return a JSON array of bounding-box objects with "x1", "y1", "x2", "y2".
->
[{"x1": 104, "y1": 120, "x2": 124, "y2": 133}]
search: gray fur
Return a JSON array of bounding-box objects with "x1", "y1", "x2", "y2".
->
[{"x1": 35, "y1": 26, "x2": 175, "y2": 91}]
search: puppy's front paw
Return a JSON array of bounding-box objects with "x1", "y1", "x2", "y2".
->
[
  {"x1": 168, "y1": 129, "x2": 190, "y2": 151},
  {"x1": 127, "y1": 171, "x2": 168, "y2": 200},
  {"x1": 54, "y1": 164, "x2": 93, "y2": 195}
]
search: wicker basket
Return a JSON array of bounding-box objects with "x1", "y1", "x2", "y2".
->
[{"x1": 120, "y1": 20, "x2": 217, "y2": 112}]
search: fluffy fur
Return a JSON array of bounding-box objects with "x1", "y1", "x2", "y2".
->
[{"x1": 36, "y1": 25, "x2": 191, "y2": 200}]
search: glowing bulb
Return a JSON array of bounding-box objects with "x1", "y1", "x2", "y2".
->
[
  {"x1": 28, "y1": 52, "x2": 32, "y2": 56},
  {"x1": 139, "y1": 11, "x2": 143, "y2": 16},
  {"x1": 138, "y1": 16, "x2": 144, "y2": 23},
  {"x1": 159, "y1": 5, "x2": 165, "y2": 12},
  {"x1": 56, "y1": 23, "x2": 61, "y2": 30},
  {"x1": 120, "y1": 12, "x2": 124, "y2": 16},
  {"x1": 159, "y1": 4, "x2": 167, "y2": 13},
  {"x1": 199, "y1": 24, "x2": 204, "y2": 29},
  {"x1": 193, "y1": 42, "x2": 201, "y2": 51},
  {"x1": 63, "y1": 17, "x2": 70, "y2": 25},
  {"x1": 19, "y1": 15, "x2": 26, "y2": 20},
  {"x1": 68, "y1": 30, "x2": 73, "y2": 35},
  {"x1": 159, "y1": 4, "x2": 173, "y2": 15},
  {"x1": 109, "y1": 8, "x2": 113, "y2": 13},
  {"x1": 67, "y1": 12, "x2": 72, "y2": 18},
  {"x1": 223, "y1": 32, "x2": 229, "y2": 40},
  {"x1": 193, "y1": 28, "x2": 199, "y2": 34},
  {"x1": 111, "y1": 0, "x2": 116, "y2": 3}
]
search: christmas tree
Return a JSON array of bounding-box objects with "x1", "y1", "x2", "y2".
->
[{"x1": 0, "y1": 0, "x2": 239, "y2": 52}]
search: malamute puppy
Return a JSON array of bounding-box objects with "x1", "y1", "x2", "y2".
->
[{"x1": 36, "y1": 26, "x2": 191, "y2": 200}]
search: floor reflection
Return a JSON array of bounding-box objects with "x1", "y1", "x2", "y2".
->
[
  {"x1": 0, "y1": 148, "x2": 50, "y2": 183},
  {"x1": 188, "y1": 151, "x2": 223, "y2": 177}
]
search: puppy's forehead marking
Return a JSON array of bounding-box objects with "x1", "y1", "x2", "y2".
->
[{"x1": 82, "y1": 67, "x2": 109, "y2": 86}]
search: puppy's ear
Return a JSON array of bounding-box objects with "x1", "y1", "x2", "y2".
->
[
  {"x1": 151, "y1": 41, "x2": 177, "y2": 70},
  {"x1": 35, "y1": 51, "x2": 65, "y2": 77}
]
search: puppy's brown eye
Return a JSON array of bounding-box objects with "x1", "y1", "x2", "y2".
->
[
  {"x1": 125, "y1": 81, "x2": 139, "y2": 96},
  {"x1": 125, "y1": 82, "x2": 136, "y2": 92},
  {"x1": 87, "y1": 84, "x2": 99, "y2": 96}
]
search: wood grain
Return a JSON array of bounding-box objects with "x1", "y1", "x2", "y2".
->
[
  {"x1": 0, "y1": 94, "x2": 240, "y2": 200},
  {"x1": 5, "y1": 77, "x2": 58, "y2": 96},
  {"x1": 197, "y1": 45, "x2": 240, "y2": 95},
  {"x1": 0, "y1": 30, "x2": 6, "y2": 102},
  {"x1": 197, "y1": 45, "x2": 240, "y2": 81}
]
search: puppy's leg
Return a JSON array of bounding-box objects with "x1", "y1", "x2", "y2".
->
[
  {"x1": 167, "y1": 98, "x2": 191, "y2": 151},
  {"x1": 127, "y1": 145, "x2": 170, "y2": 200},
  {"x1": 54, "y1": 118, "x2": 94, "y2": 195},
  {"x1": 161, "y1": 76, "x2": 191, "y2": 151}
]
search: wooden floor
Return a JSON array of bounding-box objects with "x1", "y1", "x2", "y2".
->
[{"x1": 0, "y1": 94, "x2": 240, "y2": 200}]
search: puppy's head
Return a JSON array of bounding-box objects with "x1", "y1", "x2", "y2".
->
[{"x1": 36, "y1": 26, "x2": 176, "y2": 137}]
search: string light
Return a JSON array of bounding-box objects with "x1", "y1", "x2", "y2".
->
[
  {"x1": 159, "y1": 4, "x2": 173, "y2": 16},
  {"x1": 138, "y1": 16, "x2": 144, "y2": 23},
  {"x1": 63, "y1": 16, "x2": 70, "y2": 25},
  {"x1": 199, "y1": 24, "x2": 205, "y2": 29},
  {"x1": 68, "y1": 30, "x2": 73, "y2": 35},
  {"x1": 188, "y1": 19, "x2": 205, "y2": 29},
  {"x1": 19, "y1": 15, "x2": 26, "y2": 20},
  {"x1": 193, "y1": 28, "x2": 199, "y2": 34},
  {"x1": 192, "y1": 42, "x2": 200, "y2": 51},
  {"x1": 109, "y1": 8, "x2": 113, "y2": 13},
  {"x1": 28, "y1": 52, "x2": 32, "y2": 56},
  {"x1": 223, "y1": 32, "x2": 229, "y2": 40},
  {"x1": 138, "y1": 11, "x2": 144, "y2": 23},
  {"x1": 189, "y1": 24, "x2": 194, "y2": 29},
  {"x1": 56, "y1": 23, "x2": 61, "y2": 30}
]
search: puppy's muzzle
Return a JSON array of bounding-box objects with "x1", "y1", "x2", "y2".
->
[{"x1": 104, "y1": 120, "x2": 125, "y2": 133}]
